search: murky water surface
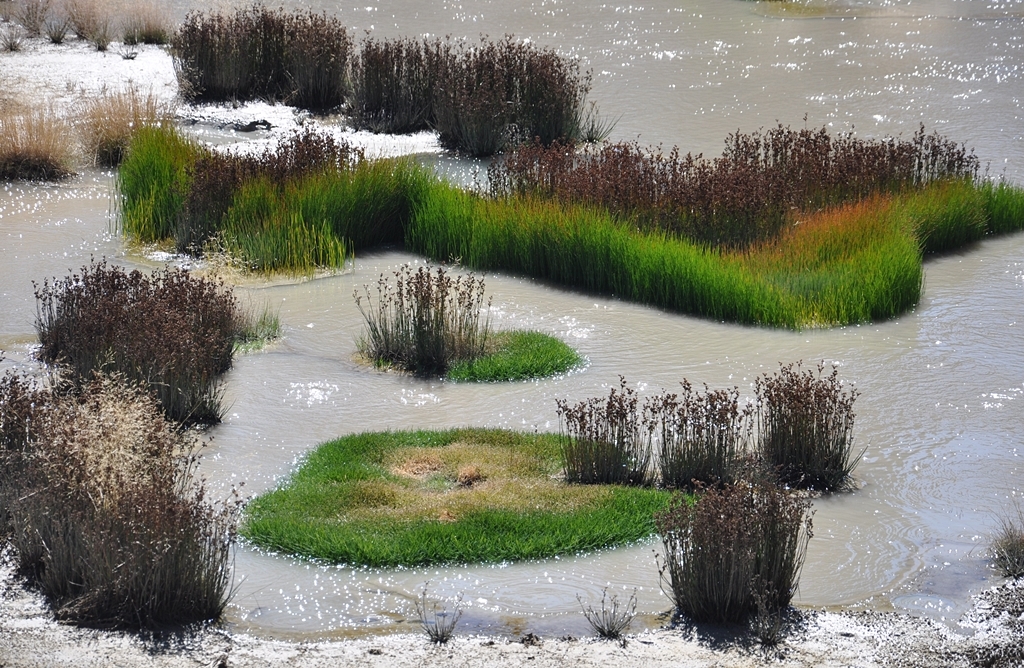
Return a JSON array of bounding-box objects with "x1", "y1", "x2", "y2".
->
[{"x1": 3, "y1": 0, "x2": 1023, "y2": 641}]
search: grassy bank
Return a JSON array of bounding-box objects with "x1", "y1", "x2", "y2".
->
[{"x1": 242, "y1": 429, "x2": 671, "y2": 566}]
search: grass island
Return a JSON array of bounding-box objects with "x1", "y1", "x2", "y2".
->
[{"x1": 242, "y1": 428, "x2": 671, "y2": 567}]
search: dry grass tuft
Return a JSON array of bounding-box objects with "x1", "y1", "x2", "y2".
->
[
  {"x1": 62, "y1": 0, "x2": 110, "y2": 49},
  {"x1": 993, "y1": 502, "x2": 1024, "y2": 579},
  {"x1": 0, "y1": 370, "x2": 238, "y2": 628},
  {"x1": 0, "y1": 106, "x2": 76, "y2": 180},
  {"x1": 77, "y1": 86, "x2": 173, "y2": 167},
  {"x1": 1, "y1": 21, "x2": 24, "y2": 50}
]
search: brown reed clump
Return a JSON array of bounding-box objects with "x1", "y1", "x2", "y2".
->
[
  {"x1": 63, "y1": 0, "x2": 111, "y2": 50},
  {"x1": 348, "y1": 36, "x2": 446, "y2": 134},
  {"x1": 655, "y1": 475, "x2": 812, "y2": 624},
  {"x1": 172, "y1": 6, "x2": 352, "y2": 111},
  {"x1": 34, "y1": 261, "x2": 239, "y2": 425},
  {"x1": 77, "y1": 86, "x2": 173, "y2": 167},
  {"x1": 355, "y1": 264, "x2": 492, "y2": 377},
  {"x1": 490, "y1": 125, "x2": 980, "y2": 248},
  {"x1": 0, "y1": 106, "x2": 76, "y2": 180},
  {"x1": 556, "y1": 377, "x2": 651, "y2": 486},
  {"x1": 0, "y1": 370, "x2": 237, "y2": 628},
  {"x1": 176, "y1": 128, "x2": 363, "y2": 253},
  {"x1": 646, "y1": 381, "x2": 752, "y2": 490},
  {"x1": 755, "y1": 361, "x2": 859, "y2": 492},
  {"x1": 432, "y1": 36, "x2": 596, "y2": 156}
]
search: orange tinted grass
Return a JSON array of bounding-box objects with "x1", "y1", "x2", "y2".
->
[{"x1": 737, "y1": 195, "x2": 899, "y2": 275}]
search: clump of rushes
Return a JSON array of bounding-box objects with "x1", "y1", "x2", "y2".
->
[
  {"x1": 556, "y1": 378, "x2": 651, "y2": 485},
  {"x1": 348, "y1": 36, "x2": 443, "y2": 134},
  {"x1": 981, "y1": 180, "x2": 1024, "y2": 235},
  {"x1": 416, "y1": 584, "x2": 462, "y2": 644},
  {"x1": 490, "y1": 126, "x2": 980, "y2": 248},
  {"x1": 172, "y1": 6, "x2": 352, "y2": 112},
  {"x1": 993, "y1": 502, "x2": 1024, "y2": 578},
  {"x1": 0, "y1": 107, "x2": 76, "y2": 180},
  {"x1": 646, "y1": 381, "x2": 752, "y2": 490},
  {"x1": 77, "y1": 86, "x2": 173, "y2": 167},
  {"x1": 755, "y1": 362, "x2": 859, "y2": 491},
  {"x1": 355, "y1": 264, "x2": 491, "y2": 377},
  {"x1": 578, "y1": 588, "x2": 637, "y2": 641},
  {"x1": 34, "y1": 261, "x2": 239, "y2": 425},
  {"x1": 897, "y1": 178, "x2": 987, "y2": 254},
  {"x1": 432, "y1": 36, "x2": 605, "y2": 156},
  {"x1": 656, "y1": 476, "x2": 813, "y2": 624},
  {"x1": 0, "y1": 370, "x2": 237, "y2": 628},
  {"x1": 241, "y1": 428, "x2": 671, "y2": 566},
  {"x1": 232, "y1": 301, "x2": 281, "y2": 353},
  {"x1": 64, "y1": 0, "x2": 108, "y2": 43},
  {"x1": 177, "y1": 128, "x2": 362, "y2": 254},
  {"x1": 2, "y1": 22, "x2": 25, "y2": 51},
  {"x1": 445, "y1": 330, "x2": 582, "y2": 382},
  {"x1": 44, "y1": 13, "x2": 69, "y2": 43}
]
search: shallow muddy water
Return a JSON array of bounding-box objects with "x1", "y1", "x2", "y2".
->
[
  {"x1": 2, "y1": 0, "x2": 1023, "y2": 641},
  {"x1": 2, "y1": 172, "x2": 1022, "y2": 639}
]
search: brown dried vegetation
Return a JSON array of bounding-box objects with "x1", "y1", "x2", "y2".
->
[
  {"x1": 490, "y1": 125, "x2": 979, "y2": 248},
  {"x1": 34, "y1": 261, "x2": 239, "y2": 425},
  {"x1": 556, "y1": 378, "x2": 652, "y2": 486},
  {"x1": 0, "y1": 371, "x2": 237, "y2": 628},
  {"x1": 656, "y1": 475, "x2": 813, "y2": 624}
]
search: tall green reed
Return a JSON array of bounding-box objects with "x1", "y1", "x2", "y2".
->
[{"x1": 117, "y1": 124, "x2": 198, "y2": 242}]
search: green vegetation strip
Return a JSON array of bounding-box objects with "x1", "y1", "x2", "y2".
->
[
  {"x1": 118, "y1": 127, "x2": 1024, "y2": 329},
  {"x1": 242, "y1": 429, "x2": 671, "y2": 566},
  {"x1": 445, "y1": 331, "x2": 583, "y2": 382}
]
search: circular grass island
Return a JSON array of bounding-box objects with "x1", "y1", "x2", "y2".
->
[{"x1": 242, "y1": 428, "x2": 671, "y2": 567}]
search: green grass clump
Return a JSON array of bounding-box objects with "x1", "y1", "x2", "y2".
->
[
  {"x1": 233, "y1": 302, "x2": 281, "y2": 353},
  {"x1": 446, "y1": 330, "x2": 582, "y2": 382},
  {"x1": 242, "y1": 429, "x2": 671, "y2": 567},
  {"x1": 981, "y1": 180, "x2": 1024, "y2": 236},
  {"x1": 117, "y1": 125, "x2": 199, "y2": 242}
]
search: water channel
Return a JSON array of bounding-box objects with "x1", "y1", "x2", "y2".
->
[{"x1": 1, "y1": 0, "x2": 1022, "y2": 642}]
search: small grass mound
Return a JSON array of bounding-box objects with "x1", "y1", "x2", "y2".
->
[
  {"x1": 445, "y1": 330, "x2": 582, "y2": 382},
  {"x1": 242, "y1": 429, "x2": 672, "y2": 567}
]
